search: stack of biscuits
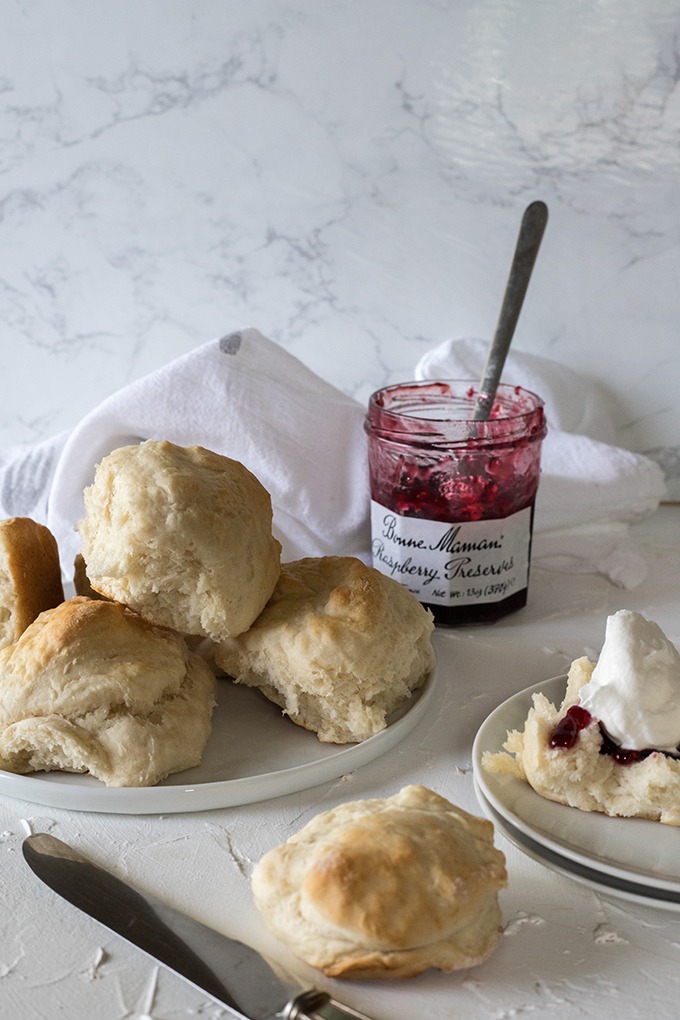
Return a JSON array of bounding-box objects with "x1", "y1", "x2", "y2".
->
[
  {"x1": 0, "y1": 441, "x2": 509, "y2": 983},
  {"x1": 0, "y1": 439, "x2": 435, "y2": 787}
]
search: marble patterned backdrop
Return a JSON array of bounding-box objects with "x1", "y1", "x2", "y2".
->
[{"x1": 1, "y1": 0, "x2": 679, "y2": 494}]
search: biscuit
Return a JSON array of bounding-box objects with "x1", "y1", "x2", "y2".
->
[
  {"x1": 0, "y1": 517, "x2": 65, "y2": 650},
  {"x1": 252, "y1": 785, "x2": 507, "y2": 978},
  {"x1": 214, "y1": 556, "x2": 435, "y2": 743},
  {"x1": 483, "y1": 657, "x2": 680, "y2": 825},
  {"x1": 77, "y1": 440, "x2": 281, "y2": 641},
  {"x1": 0, "y1": 596, "x2": 217, "y2": 787}
]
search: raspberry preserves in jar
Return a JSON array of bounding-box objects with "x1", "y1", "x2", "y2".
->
[{"x1": 365, "y1": 380, "x2": 546, "y2": 625}]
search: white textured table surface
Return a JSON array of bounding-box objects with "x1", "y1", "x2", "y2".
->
[{"x1": 1, "y1": 505, "x2": 678, "y2": 1020}]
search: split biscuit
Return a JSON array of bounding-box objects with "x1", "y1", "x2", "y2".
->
[{"x1": 483, "y1": 657, "x2": 680, "y2": 826}]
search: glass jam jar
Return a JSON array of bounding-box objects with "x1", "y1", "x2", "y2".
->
[{"x1": 365, "y1": 380, "x2": 546, "y2": 624}]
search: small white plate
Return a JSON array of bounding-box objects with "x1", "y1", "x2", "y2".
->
[
  {"x1": 473, "y1": 675, "x2": 680, "y2": 895},
  {"x1": 474, "y1": 781, "x2": 680, "y2": 912},
  {"x1": 0, "y1": 665, "x2": 437, "y2": 814}
]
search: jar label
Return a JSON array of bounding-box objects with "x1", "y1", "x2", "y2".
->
[{"x1": 370, "y1": 501, "x2": 532, "y2": 606}]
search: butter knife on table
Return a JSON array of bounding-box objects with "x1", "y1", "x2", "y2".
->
[{"x1": 23, "y1": 833, "x2": 375, "y2": 1020}]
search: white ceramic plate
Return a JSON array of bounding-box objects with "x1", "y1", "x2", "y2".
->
[
  {"x1": 472, "y1": 675, "x2": 680, "y2": 894},
  {"x1": 474, "y1": 781, "x2": 680, "y2": 912},
  {"x1": 0, "y1": 666, "x2": 437, "y2": 814}
]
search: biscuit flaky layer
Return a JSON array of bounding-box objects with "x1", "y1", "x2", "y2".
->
[
  {"x1": 215, "y1": 556, "x2": 436, "y2": 743},
  {"x1": 252, "y1": 784, "x2": 507, "y2": 979},
  {"x1": 483, "y1": 657, "x2": 680, "y2": 826},
  {"x1": 0, "y1": 596, "x2": 217, "y2": 787}
]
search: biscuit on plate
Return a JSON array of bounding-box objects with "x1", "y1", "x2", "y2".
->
[
  {"x1": 0, "y1": 596, "x2": 217, "y2": 787},
  {"x1": 483, "y1": 656, "x2": 680, "y2": 826},
  {"x1": 252, "y1": 784, "x2": 507, "y2": 979},
  {"x1": 0, "y1": 517, "x2": 65, "y2": 650},
  {"x1": 77, "y1": 439, "x2": 281, "y2": 641},
  {"x1": 214, "y1": 556, "x2": 435, "y2": 743}
]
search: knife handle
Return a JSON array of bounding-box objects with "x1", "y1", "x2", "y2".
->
[{"x1": 285, "y1": 989, "x2": 376, "y2": 1020}]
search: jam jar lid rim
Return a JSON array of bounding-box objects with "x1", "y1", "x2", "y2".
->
[
  {"x1": 367, "y1": 379, "x2": 545, "y2": 412},
  {"x1": 366, "y1": 379, "x2": 546, "y2": 430}
]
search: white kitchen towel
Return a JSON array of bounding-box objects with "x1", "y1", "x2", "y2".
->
[
  {"x1": 0, "y1": 329, "x2": 371, "y2": 577},
  {"x1": 0, "y1": 329, "x2": 666, "y2": 590},
  {"x1": 415, "y1": 337, "x2": 667, "y2": 587}
]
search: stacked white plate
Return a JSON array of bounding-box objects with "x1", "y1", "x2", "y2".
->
[{"x1": 473, "y1": 675, "x2": 680, "y2": 911}]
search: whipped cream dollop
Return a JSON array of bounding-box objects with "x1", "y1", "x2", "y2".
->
[{"x1": 579, "y1": 610, "x2": 680, "y2": 752}]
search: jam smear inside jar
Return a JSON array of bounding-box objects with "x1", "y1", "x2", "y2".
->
[{"x1": 365, "y1": 381, "x2": 546, "y2": 625}]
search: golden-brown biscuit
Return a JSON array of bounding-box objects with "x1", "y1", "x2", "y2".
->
[
  {"x1": 0, "y1": 596, "x2": 217, "y2": 787},
  {"x1": 252, "y1": 785, "x2": 507, "y2": 978},
  {"x1": 214, "y1": 556, "x2": 435, "y2": 743},
  {"x1": 77, "y1": 440, "x2": 281, "y2": 641},
  {"x1": 0, "y1": 517, "x2": 65, "y2": 650}
]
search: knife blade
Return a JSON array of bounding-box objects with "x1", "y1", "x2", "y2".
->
[{"x1": 23, "y1": 833, "x2": 375, "y2": 1020}]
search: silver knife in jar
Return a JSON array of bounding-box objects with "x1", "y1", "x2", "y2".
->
[{"x1": 23, "y1": 833, "x2": 375, "y2": 1020}]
